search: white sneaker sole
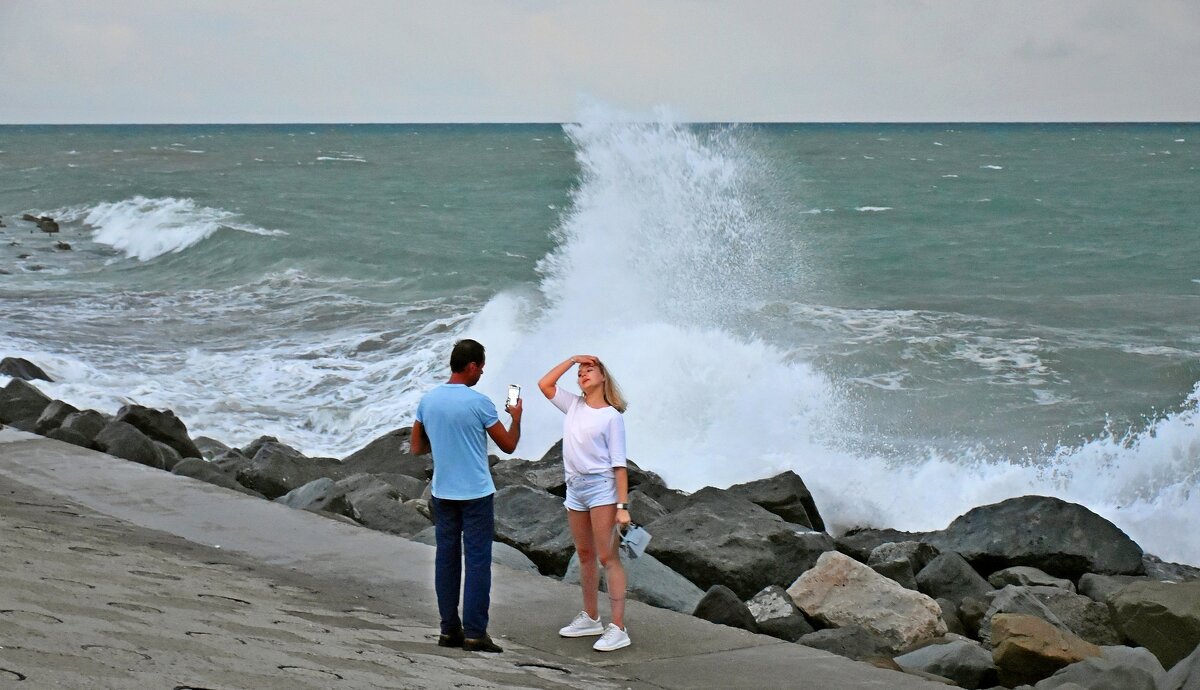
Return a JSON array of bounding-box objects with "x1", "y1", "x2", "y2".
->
[
  {"x1": 559, "y1": 627, "x2": 605, "y2": 638},
  {"x1": 593, "y1": 637, "x2": 631, "y2": 652}
]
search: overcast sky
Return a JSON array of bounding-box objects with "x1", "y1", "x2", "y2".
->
[{"x1": 1, "y1": 0, "x2": 1198, "y2": 123}]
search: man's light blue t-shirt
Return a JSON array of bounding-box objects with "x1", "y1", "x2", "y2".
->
[{"x1": 415, "y1": 383, "x2": 500, "y2": 500}]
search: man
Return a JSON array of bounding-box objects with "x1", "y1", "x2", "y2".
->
[{"x1": 410, "y1": 339, "x2": 521, "y2": 653}]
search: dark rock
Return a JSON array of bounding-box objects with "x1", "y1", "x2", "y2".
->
[
  {"x1": 727, "y1": 470, "x2": 824, "y2": 531},
  {"x1": 1077, "y1": 574, "x2": 1145, "y2": 603},
  {"x1": 0, "y1": 378, "x2": 51, "y2": 424},
  {"x1": 1163, "y1": 642, "x2": 1200, "y2": 690},
  {"x1": 797, "y1": 625, "x2": 896, "y2": 662},
  {"x1": 276, "y1": 477, "x2": 353, "y2": 516},
  {"x1": 917, "y1": 552, "x2": 995, "y2": 604},
  {"x1": 1108, "y1": 580, "x2": 1200, "y2": 669},
  {"x1": 925, "y1": 496, "x2": 1144, "y2": 580},
  {"x1": 894, "y1": 639, "x2": 998, "y2": 690},
  {"x1": 491, "y1": 458, "x2": 566, "y2": 496},
  {"x1": 645, "y1": 488, "x2": 835, "y2": 598},
  {"x1": 0, "y1": 356, "x2": 53, "y2": 381},
  {"x1": 937, "y1": 598, "x2": 967, "y2": 637},
  {"x1": 54, "y1": 241, "x2": 71, "y2": 250},
  {"x1": 627, "y1": 489, "x2": 669, "y2": 527},
  {"x1": 35, "y1": 216, "x2": 59, "y2": 234},
  {"x1": 34, "y1": 399, "x2": 78, "y2": 435},
  {"x1": 836, "y1": 527, "x2": 928, "y2": 563},
  {"x1": 873, "y1": 558, "x2": 919, "y2": 590},
  {"x1": 94, "y1": 421, "x2": 165, "y2": 469},
  {"x1": 171, "y1": 458, "x2": 264, "y2": 498},
  {"x1": 349, "y1": 490, "x2": 431, "y2": 537},
  {"x1": 492, "y1": 485, "x2": 576, "y2": 576},
  {"x1": 562, "y1": 550, "x2": 704, "y2": 614},
  {"x1": 20, "y1": 213, "x2": 37, "y2": 222},
  {"x1": 411, "y1": 527, "x2": 539, "y2": 574},
  {"x1": 153, "y1": 441, "x2": 183, "y2": 471},
  {"x1": 211, "y1": 449, "x2": 252, "y2": 475},
  {"x1": 989, "y1": 567, "x2": 1075, "y2": 592},
  {"x1": 870, "y1": 541, "x2": 942, "y2": 573},
  {"x1": 692, "y1": 584, "x2": 758, "y2": 633},
  {"x1": 193, "y1": 436, "x2": 231, "y2": 460},
  {"x1": 1025, "y1": 586, "x2": 1121, "y2": 646},
  {"x1": 1143, "y1": 554, "x2": 1200, "y2": 583},
  {"x1": 340, "y1": 427, "x2": 431, "y2": 480},
  {"x1": 1032, "y1": 644, "x2": 1165, "y2": 690},
  {"x1": 235, "y1": 441, "x2": 344, "y2": 499},
  {"x1": 746, "y1": 585, "x2": 815, "y2": 641},
  {"x1": 634, "y1": 482, "x2": 690, "y2": 513},
  {"x1": 45, "y1": 426, "x2": 92, "y2": 449},
  {"x1": 959, "y1": 595, "x2": 989, "y2": 639},
  {"x1": 114, "y1": 404, "x2": 201, "y2": 459},
  {"x1": 58, "y1": 410, "x2": 109, "y2": 444}
]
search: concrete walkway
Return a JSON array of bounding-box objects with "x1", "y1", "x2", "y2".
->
[{"x1": 0, "y1": 429, "x2": 945, "y2": 689}]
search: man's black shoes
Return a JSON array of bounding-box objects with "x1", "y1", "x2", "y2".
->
[
  {"x1": 437, "y1": 631, "x2": 464, "y2": 648},
  {"x1": 463, "y1": 635, "x2": 503, "y2": 653}
]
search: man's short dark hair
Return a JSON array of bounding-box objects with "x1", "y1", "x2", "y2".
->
[{"x1": 450, "y1": 339, "x2": 486, "y2": 373}]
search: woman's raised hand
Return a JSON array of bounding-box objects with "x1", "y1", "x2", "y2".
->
[{"x1": 571, "y1": 355, "x2": 599, "y2": 367}]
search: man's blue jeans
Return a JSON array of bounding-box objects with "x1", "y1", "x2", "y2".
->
[{"x1": 431, "y1": 494, "x2": 494, "y2": 639}]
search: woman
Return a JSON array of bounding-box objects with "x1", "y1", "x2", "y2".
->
[{"x1": 538, "y1": 354, "x2": 631, "y2": 652}]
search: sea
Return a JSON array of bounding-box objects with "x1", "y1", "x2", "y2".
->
[{"x1": 2, "y1": 110, "x2": 1198, "y2": 564}]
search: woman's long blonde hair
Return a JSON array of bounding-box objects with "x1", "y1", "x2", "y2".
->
[{"x1": 596, "y1": 359, "x2": 628, "y2": 413}]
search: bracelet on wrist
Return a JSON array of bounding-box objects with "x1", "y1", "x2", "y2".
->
[{"x1": 615, "y1": 502, "x2": 629, "y2": 511}]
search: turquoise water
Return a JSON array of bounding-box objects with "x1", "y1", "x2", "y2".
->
[{"x1": 2, "y1": 118, "x2": 1198, "y2": 562}]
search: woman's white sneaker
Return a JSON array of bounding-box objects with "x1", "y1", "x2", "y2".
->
[
  {"x1": 558, "y1": 611, "x2": 604, "y2": 637},
  {"x1": 592, "y1": 624, "x2": 631, "y2": 652}
]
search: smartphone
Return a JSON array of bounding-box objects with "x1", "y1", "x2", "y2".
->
[{"x1": 506, "y1": 384, "x2": 521, "y2": 409}]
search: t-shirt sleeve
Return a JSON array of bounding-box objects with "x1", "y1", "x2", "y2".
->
[
  {"x1": 475, "y1": 395, "x2": 500, "y2": 429},
  {"x1": 606, "y1": 413, "x2": 627, "y2": 468},
  {"x1": 415, "y1": 397, "x2": 425, "y2": 424},
  {"x1": 549, "y1": 387, "x2": 579, "y2": 415}
]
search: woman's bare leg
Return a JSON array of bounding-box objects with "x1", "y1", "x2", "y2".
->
[
  {"x1": 567, "y1": 508, "x2": 599, "y2": 618},
  {"x1": 589, "y1": 504, "x2": 627, "y2": 628}
]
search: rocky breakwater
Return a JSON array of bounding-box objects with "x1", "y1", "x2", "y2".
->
[{"x1": 5, "y1": 362, "x2": 1200, "y2": 689}]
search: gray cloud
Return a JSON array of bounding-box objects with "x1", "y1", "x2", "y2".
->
[{"x1": 0, "y1": 0, "x2": 1197, "y2": 123}]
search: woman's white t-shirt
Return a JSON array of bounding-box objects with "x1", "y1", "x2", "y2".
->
[{"x1": 550, "y1": 387, "x2": 627, "y2": 478}]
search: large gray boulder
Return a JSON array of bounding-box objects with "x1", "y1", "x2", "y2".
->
[
  {"x1": 153, "y1": 441, "x2": 183, "y2": 471},
  {"x1": 0, "y1": 378, "x2": 51, "y2": 425},
  {"x1": 894, "y1": 639, "x2": 998, "y2": 690},
  {"x1": 797, "y1": 625, "x2": 896, "y2": 662},
  {"x1": 1078, "y1": 574, "x2": 1145, "y2": 603},
  {"x1": 1025, "y1": 585, "x2": 1121, "y2": 646},
  {"x1": 562, "y1": 551, "x2": 704, "y2": 614},
  {"x1": 925, "y1": 496, "x2": 1144, "y2": 580},
  {"x1": 634, "y1": 482, "x2": 691, "y2": 513},
  {"x1": 491, "y1": 458, "x2": 567, "y2": 496},
  {"x1": 114, "y1": 404, "x2": 201, "y2": 459},
  {"x1": 1144, "y1": 555, "x2": 1200, "y2": 583},
  {"x1": 410, "y1": 527, "x2": 539, "y2": 574},
  {"x1": 1163, "y1": 643, "x2": 1200, "y2": 690},
  {"x1": 276, "y1": 477, "x2": 353, "y2": 515},
  {"x1": 692, "y1": 585, "x2": 758, "y2": 633},
  {"x1": 745, "y1": 585, "x2": 815, "y2": 641},
  {"x1": 171, "y1": 458, "x2": 264, "y2": 498},
  {"x1": 235, "y1": 440, "x2": 344, "y2": 499},
  {"x1": 836, "y1": 527, "x2": 928, "y2": 563},
  {"x1": 1108, "y1": 580, "x2": 1200, "y2": 669},
  {"x1": 340, "y1": 427, "x2": 431, "y2": 479},
  {"x1": 193, "y1": 436, "x2": 231, "y2": 460},
  {"x1": 57, "y1": 410, "x2": 109, "y2": 445},
  {"x1": 916, "y1": 552, "x2": 994, "y2": 604},
  {"x1": 492, "y1": 485, "x2": 576, "y2": 576},
  {"x1": 1032, "y1": 644, "x2": 1165, "y2": 690},
  {"x1": 337, "y1": 474, "x2": 430, "y2": 537},
  {"x1": 626, "y1": 489, "x2": 670, "y2": 526},
  {"x1": 94, "y1": 421, "x2": 164, "y2": 469},
  {"x1": 646, "y1": 487, "x2": 834, "y2": 598},
  {"x1": 788, "y1": 551, "x2": 947, "y2": 649},
  {"x1": 990, "y1": 566, "x2": 1075, "y2": 592},
  {"x1": 34, "y1": 399, "x2": 78, "y2": 435},
  {"x1": 726, "y1": 470, "x2": 825, "y2": 531},
  {"x1": 45, "y1": 426, "x2": 92, "y2": 449},
  {"x1": 0, "y1": 356, "x2": 52, "y2": 381}
]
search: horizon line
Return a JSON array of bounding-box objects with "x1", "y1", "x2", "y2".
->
[{"x1": 1, "y1": 120, "x2": 1198, "y2": 127}]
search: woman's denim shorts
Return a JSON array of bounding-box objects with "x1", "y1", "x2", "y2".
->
[{"x1": 564, "y1": 473, "x2": 617, "y2": 511}]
